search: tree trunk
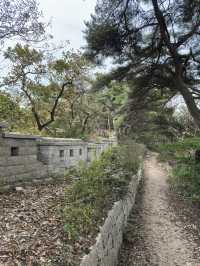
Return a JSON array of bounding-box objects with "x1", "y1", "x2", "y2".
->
[
  {"x1": 195, "y1": 149, "x2": 200, "y2": 163},
  {"x1": 176, "y1": 78, "x2": 200, "y2": 129},
  {"x1": 81, "y1": 114, "x2": 90, "y2": 134}
]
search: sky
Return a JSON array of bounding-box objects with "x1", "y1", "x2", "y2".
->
[
  {"x1": 38, "y1": 0, "x2": 96, "y2": 50},
  {"x1": 0, "y1": 0, "x2": 109, "y2": 76}
]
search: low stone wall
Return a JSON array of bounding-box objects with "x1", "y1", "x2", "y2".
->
[
  {"x1": 80, "y1": 164, "x2": 143, "y2": 266},
  {"x1": 0, "y1": 123, "x2": 116, "y2": 190},
  {"x1": 37, "y1": 138, "x2": 113, "y2": 175},
  {"x1": 38, "y1": 138, "x2": 88, "y2": 175},
  {"x1": 0, "y1": 133, "x2": 47, "y2": 190}
]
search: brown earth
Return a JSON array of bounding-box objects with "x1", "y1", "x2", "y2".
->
[
  {"x1": 118, "y1": 153, "x2": 200, "y2": 266},
  {"x1": 0, "y1": 180, "x2": 93, "y2": 266},
  {"x1": 0, "y1": 182, "x2": 68, "y2": 266}
]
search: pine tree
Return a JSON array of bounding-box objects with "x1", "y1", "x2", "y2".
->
[{"x1": 85, "y1": 0, "x2": 200, "y2": 128}]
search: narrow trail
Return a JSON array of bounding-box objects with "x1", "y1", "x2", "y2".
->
[{"x1": 118, "y1": 153, "x2": 200, "y2": 266}]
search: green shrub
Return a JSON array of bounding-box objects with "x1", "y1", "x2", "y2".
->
[
  {"x1": 159, "y1": 137, "x2": 200, "y2": 202},
  {"x1": 171, "y1": 159, "x2": 200, "y2": 202},
  {"x1": 63, "y1": 142, "x2": 145, "y2": 241},
  {"x1": 158, "y1": 137, "x2": 200, "y2": 162},
  {"x1": 63, "y1": 204, "x2": 95, "y2": 239}
]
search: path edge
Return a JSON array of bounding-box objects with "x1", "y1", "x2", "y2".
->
[{"x1": 80, "y1": 161, "x2": 144, "y2": 266}]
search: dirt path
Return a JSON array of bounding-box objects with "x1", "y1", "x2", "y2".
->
[{"x1": 118, "y1": 153, "x2": 200, "y2": 266}]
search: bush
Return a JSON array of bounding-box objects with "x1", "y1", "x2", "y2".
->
[
  {"x1": 171, "y1": 159, "x2": 200, "y2": 202},
  {"x1": 158, "y1": 137, "x2": 200, "y2": 203},
  {"x1": 63, "y1": 142, "x2": 145, "y2": 241}
]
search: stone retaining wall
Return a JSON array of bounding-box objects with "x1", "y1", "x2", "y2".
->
[{"x1": 80, "y1": 164, "x2": 143, "y2": 266}]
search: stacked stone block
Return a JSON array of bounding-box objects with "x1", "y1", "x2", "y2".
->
[
  {"x1": 0, "y1": 123, "x2": 116, "y2": 190},
  {"x1": 80, "y1": 165, "x2": 143, "y2": 266},
  {"x1": 37, "y1": 137, "x2": 88, "y2": 175},
  {"x1": 0, "y1": 133, "x2": 47, "y2": 188}
]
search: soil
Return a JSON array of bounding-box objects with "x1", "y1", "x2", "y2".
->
[
  {"x1": 0, "y1": 181, "x2": 68, "y2": 266},
  {"x1": 0, "y1": 180, "x2": 94, "y2": 266},
  {"x1": 118, "y1": 153, "x2": 200, "y2": 266},
  {"x1": 0, "y1": 179, "x2": 110, "y2": 266}
]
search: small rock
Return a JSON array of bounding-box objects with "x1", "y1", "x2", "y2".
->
[{"x1": 15, "y1": 186, "x2": 24, "y2": 192}]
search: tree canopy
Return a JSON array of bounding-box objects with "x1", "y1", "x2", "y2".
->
[
  {"x1": 0, "y1": 0, "x2": 45, "y2": 44},
  {"x1": 85, "y1": 0, "x2": 200, "y2": 128},
  {"x1": 3, "y1": 44, "x2": 90, "y2": 131}
]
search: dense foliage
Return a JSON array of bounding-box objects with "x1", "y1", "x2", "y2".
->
[
  {"x1": 0, "y1": 43, "x2": 121, "y2": 137},
  {"x1": 85, "y1": 0, "x2": 200, "y2": 129},
  {"x1": 159, "y1": 137, "x2": 200, "y2": 202}
]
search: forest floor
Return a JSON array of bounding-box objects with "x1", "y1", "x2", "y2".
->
[
  {"x1": 118, "y1": 153, "x2": 200, "y2": 266},
  {"x1": 0, "y1": 179, "x2": 93, "y2": 266},
  {"x1": 0, "y1": 181, "x2": 68, "y2": 265}
]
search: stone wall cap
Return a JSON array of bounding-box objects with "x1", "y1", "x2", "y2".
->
[
  {"x1": 87, "y1": 142, "x2": 102, "y2": 147},
  {"x1": 88, "y1": 140, "x2": 111, "y2": 144},
  {"x1": 38, "y1": 137, "x2": 86, "y2": 146},
  {"x1": 3, "y1": 132, "x2": 39, "y2": 140}
]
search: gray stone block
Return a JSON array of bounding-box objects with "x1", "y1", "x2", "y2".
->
[
  {"x1": 0, "y1": 155, "x2": 38, "y2": 166},
  {"x1": 80, "y1": 164, "x2": 143, "y2": 266},
  {"x1": 0, "y1": 185, "x2": 12, "y2": 193}
]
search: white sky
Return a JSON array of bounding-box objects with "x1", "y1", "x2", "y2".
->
[
  {"x1": 38, "y1": 0, "x2": 96, "y2": 50},
  {"x1": 0, "y1": 0, "x2": 109, "y2": 76}
]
